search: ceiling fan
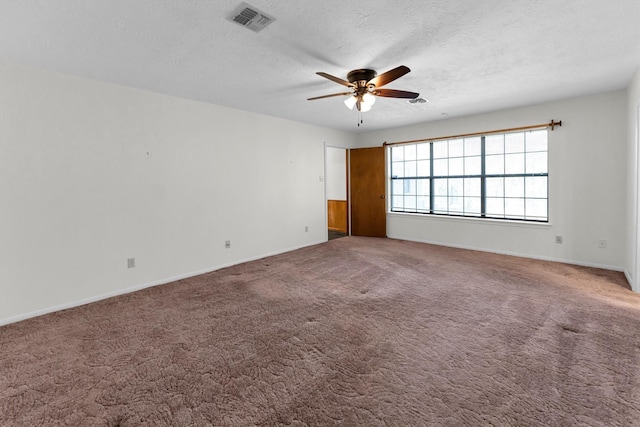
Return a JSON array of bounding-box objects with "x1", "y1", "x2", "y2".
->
[{"x1": 307, "y1": 65, "x2": 419, "y2": 113}]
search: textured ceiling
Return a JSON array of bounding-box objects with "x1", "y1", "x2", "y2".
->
[{"x1": 0, "y1": 0, "x2": 638, "y2": 132}]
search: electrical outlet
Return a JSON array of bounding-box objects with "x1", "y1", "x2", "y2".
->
[
  {"x1": 127, "y1": 257, "x2": 135, "y2": 268},
  {"x1": 598, "y1": 240, "x2": 607, "y2": 249},
  {"x1": 305, "y1": 226, "x2": 309, "y2": 232},
  {"x1": 555, "y1": 235, "x2": 563, "y2": 244},
  {"x1": 225, "y1": 240, "x2": 231, "y2": 249}
]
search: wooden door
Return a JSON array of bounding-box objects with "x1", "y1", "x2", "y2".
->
[{"x1": 350, "y1": 146, "x2": 386, "y2": 237}]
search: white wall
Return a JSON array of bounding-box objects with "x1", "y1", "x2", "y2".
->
[
  {"x1": 325, "y1": 146, "x2": 347, "y2": 200},
  {"x1": 0, "y1": 61, "x2": 355, "y2": 325},
  {"x1": 625, "y1": 68, "x2": 640, "y2": 291},
  {"x1": 1, "y1": 61, "x2": 635, "y2": 326},
  {"x1": 355, "y1": 91, "x2": 628, "y2": 271}
]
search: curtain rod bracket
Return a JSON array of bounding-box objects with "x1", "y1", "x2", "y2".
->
[{"x1": 550, "y1": 120, "x2": 562, "y2": 130}]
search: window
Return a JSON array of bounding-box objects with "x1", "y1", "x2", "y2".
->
[{"x1": 390, "y1": 129, "x2": 548, "y2": 222}]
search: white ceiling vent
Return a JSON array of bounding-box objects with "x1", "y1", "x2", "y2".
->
[{"x1": 228, "y1": 3, "x2": 276, "y2": 33}]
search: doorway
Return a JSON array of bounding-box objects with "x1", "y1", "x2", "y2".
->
[{"x1": 326, "y1": 146, "x2": 348, "y2": 240}]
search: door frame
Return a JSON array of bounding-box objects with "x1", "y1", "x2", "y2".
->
[{"x1": 634, "y1": 104, "x2": 640, "y2": 292}]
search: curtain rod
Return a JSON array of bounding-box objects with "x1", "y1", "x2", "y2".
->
[{"x1": 382, "y1": 119, "x2": 562, "y2": 147}]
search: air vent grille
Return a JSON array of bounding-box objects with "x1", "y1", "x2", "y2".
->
[{"x1": 228, "y1": 2, "x2": 276, "y2": 33}]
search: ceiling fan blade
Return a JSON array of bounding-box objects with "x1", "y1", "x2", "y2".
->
[
  {"x1": 307, "y1": 92, "x2": 353, "y2": 101},
  {"x1": 373, "y1": 88, "x2": 420, "y2": 99},
  {"x1": 368, "y1": 65, "x2": 411, "y2": 88},
  {"x1": 316, "y1": 72, "x2": 354, "y2": 87}
]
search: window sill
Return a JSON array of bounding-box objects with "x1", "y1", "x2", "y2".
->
[{"x1": 387, "y1": 211, "x2": 552, "y2": 229}]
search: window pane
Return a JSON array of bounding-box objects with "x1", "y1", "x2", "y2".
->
[
  {"x1": 392, "y1": 161, "x2": 405, "y2": 178},
  {"x1": 448, "y1": 178, "x2": 463, "y2": 197},
  {"x1": 505, "y1": 153, "x2": 525, "y2": 174},
  {"x1": 465, "y1": 137, "x2": 482, "y2": 156},
  {"x1": 404, "y1": 144, "x2": 417, "y2": 161},
  {"x1": 486, "y1": 198, "x2": 504, "y2": 216},
  {"x1": 392, "y1": 195, "x2": 403, "y2": 210},
  {"x1": 391, "y1": 146, "x2": 404, "y2": 161},
  {"x1": 416, "y1": 143, "x2": 430, "y2": 159},
  {"x1": 392, "y1": 179, "x2": 403, "y2": 195},
  {"x1": 526, "y1": 199, "x2": 547, "y2": 220},
  {"x1": 433, "y1": 141, "x2": 448, "y2": 158},
  {"x1": 505, "y1": 198, "x2": 525, "y2": 218},
  {"x1": 434, "y1": 158, "x2": 448, "y2": 176},
  {"x1": 465, "y1": 156, "x2": 481, "y2": 175},
  {"x1": 417, "y1": 160, "x2": 430, "y2": 176},
  {"x1": 404, "y1": 160, "x2": 417, "y2": 177},
  {"x1": 417, "y1": 179, "x2": 430, "y2": 196},
  {"x1": 485, "y1": 135, "x2": 504, "y2": 154},
  {"x1": 449, "y1": 157, "x2": 464, "y2": 176},
  {"x1": 404, "y1": 179, "x2": 416, "y2": 195},
  {"x1": 433, "y1": 196, "x2": 448, "y2": 213},
  {"x1": 417, "y1": 195, "x2": 430, "y2": 212},
  {"x1": 404, "y1": 195, "x2": 417, "y2": 211},
  {"x1": 464, "y1": 178, "x2": 481, "y2": 197},
  {"x1": 505, "y1": 133, "x2": 524, "y2": 153},
  {"x1": 449, "y1": 139, "x2": 464, "y2": 157},
  {"x1": 525, "y1": 176, "x2": 547, "y2": 198},
  {"x1": 486, "y1": 177, "x2": 504, "y2": 197},
  {"x1": 434, "y1": 178, "x2": 447, "y2": 196},
  {"x1": 465, "y1": 197, "x2": 481, "y2": 215},
  {"x1": 526, "y1": 130, "x2": 547, "y2": 152},
  {"x1": 505, "y1": 177, "x2": 524, "y2": 198},
  {"x1": 449, "y1": 196, "x2": 463, "y2": 214},
  {"x1": 485, "y1": 154, "x2": 504, "y2": 175},
  {"x1": 526, "y1": 152, "x2": 547, "y2": 174},
  {"x1": 448, "y1": 178, "x2": 463, "y2": 214}
]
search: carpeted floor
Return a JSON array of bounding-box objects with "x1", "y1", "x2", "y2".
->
[{"x1": 2, "y1": 237, "x2": 640, "y2": 426}]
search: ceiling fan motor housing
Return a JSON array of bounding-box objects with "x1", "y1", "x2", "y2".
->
[{"x1": 347, "y1": 69, "x2": 377, "y2": 85}]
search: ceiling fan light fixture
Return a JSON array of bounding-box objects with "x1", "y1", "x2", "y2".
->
[
  {"x1": 344, "y1": 96, "x2": 357, "y2": 110},
  {"x1": 362, "y1": 92, "x2": 376, "y2": 106},
  {"x1": 359, "y1": 103, "x2": 372, "y2": 113}
]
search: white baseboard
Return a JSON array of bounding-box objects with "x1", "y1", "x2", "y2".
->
[
  {"x1": 0, "y1": 240, "x2": 326, "y2": 327},
  {"x1": 388, "y1": 235, "x2": 626, "y2": 273}
]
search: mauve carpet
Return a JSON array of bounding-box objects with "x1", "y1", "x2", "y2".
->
[{"x1": 2, "y1": 237, "x2": 640, "y2": 426}]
